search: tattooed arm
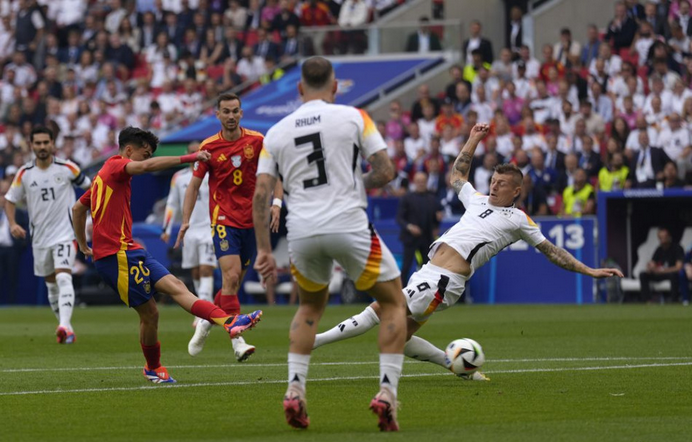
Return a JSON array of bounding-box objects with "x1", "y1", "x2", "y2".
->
[
  {"x1": 363, "y1": 149, "x2": 396, "y2": 189},
  {"x1": 252, "y1": 173, "x2": 279, "y2": 282},
  {"x1": 449, "y1": 124, "x2": 490, "y2": 194},
  {"x1": 536, "y1": 240, "x2": 624, "y2": 278}
]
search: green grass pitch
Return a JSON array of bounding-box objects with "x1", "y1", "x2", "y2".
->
[{"x1": 1, "y1": 304, "x2": 691, "y2": 441}]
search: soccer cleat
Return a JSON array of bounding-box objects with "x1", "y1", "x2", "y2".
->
[
  {"x1": 56, "y1": 326, "x2": 75, "y2": 344},
  {"x1": 188, "y1": 319, "x2": 213, "y2": 356},
  {"x1": 283, "y1": 385, "x2": 309, "y2": 429},
  {"x1": 457, "y1": 371, "x2": 490, "y2": 381},
  {"x1": 143, "y1": 365, "x2": 176, "y2": 384},
  {"x1": 233, "y1": 341, "x2": 256, "y2": 362},
  {"x1": 223, "y1": 310, "x2": 263, "y2": 338},
  {"x1": 369, "y1": 387, "x2": 399, "y2": 432}
]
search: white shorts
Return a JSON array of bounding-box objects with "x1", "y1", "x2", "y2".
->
[
  {"x1": 182, "y1": 230, "x2": 217, "y2": 269},
  {"x1": 404, "y1": 263, "x2": 467, "y2": 324},
  {"x1": 289, "y1": 225, "x2": 400, "y2": 292},
  {"x1": 33, "y1": 241, "x2": 76, "y2": 277}
]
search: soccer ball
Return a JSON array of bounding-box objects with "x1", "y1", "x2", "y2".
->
[{"x1": 445, "y1": 338, "x2": 485, "y2": 375}]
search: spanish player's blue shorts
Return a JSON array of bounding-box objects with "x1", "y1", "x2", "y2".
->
[
  {"x1": 94, "y1": 249, "x2": 170, "y2": 308},
  {"x1": 211, "y1": 225, "x2": 256, "y2": 269}
]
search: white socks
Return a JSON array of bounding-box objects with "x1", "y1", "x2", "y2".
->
[
  {"x1": 46, "y1": 281, "x2": 60, "y2": 321},
  {"x1": 313, "y1": 306, "x2": 380, "y2": 349},
  {"x1": 55, "y1": 273, "x2": 75, "y2": 331},
  {"x1": 231, "y1": 335, "x2": 246, "y2": 350},
  {"x1": 198, "y1": 276, "x2": 214, "y2": 302},
  {"x1": 379, "y1": 353, "x2": 404, "y2": 396},
  {"x1": 404, "y1": 336, "x2": 447, "y2": 368},
  {"x1": 192, "y1": 278, "x2": 200, "y2": 296},
  {"x1": 288, "y1": 353, "x2": 311, "y2": 390}
]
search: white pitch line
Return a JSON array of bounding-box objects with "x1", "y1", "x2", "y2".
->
[
  {"x1": 2, "y1": 356, "x2": 692, "y2": 373},
  {"x1": 2, "y1": 361, "x2": 692, "y2": 397}
]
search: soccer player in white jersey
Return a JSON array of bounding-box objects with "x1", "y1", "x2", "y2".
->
[
  {"x1": 3, "y1": 126, "x2": 91, "y2": 343},
  {"x1": 311, "y1": 123, "x2": 624, "y2": 379},
  {"x1": 160, "y1": 142, "x2": 222, "y2": 343},
  {"x1": 253, "y1": 56, "x2": 407, "y2": 432}
]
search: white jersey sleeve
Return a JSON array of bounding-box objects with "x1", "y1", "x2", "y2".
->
[
  {"x1": 356, "y1": 108, "x2": 387, "y2": 159},
  {"x1": 66, "y1": 160, "x2": 91, "y2": 190},
  {"x1": 4, "y1": 165, "x2": 27, "y2": 205},
  {"x1": 457, "y1": 181, "x2": 479, "y2": 207},
  {"x1": 518, "y1": 212, "x2": 547, "y2": 246},
  {"x1": 257, "y1": 146, "x2": 278, "y2": 177}
]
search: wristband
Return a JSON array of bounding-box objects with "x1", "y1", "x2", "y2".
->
[
  {"x1": 272, "y1": 198, "x2": 283, "y2": 208},
  {"x1": 180, "y1": 153, "x2": 198, "y2": 163}
]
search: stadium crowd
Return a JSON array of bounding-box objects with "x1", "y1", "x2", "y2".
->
[
  {"x1": 0, "y1": 0, "x2": 406, "y2": 183},
  {"x1": 377, "y1": 1, "x2": 692, "y2": 220}
]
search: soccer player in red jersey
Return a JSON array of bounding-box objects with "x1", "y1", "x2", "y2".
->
[
  {"x1": 72, "y1": 127, "x2": 262, "y2": 384},
  {"x1": 177, "y1": 93, "x2": 282, "y2": 361}
]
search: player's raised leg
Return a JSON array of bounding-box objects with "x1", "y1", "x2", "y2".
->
[
  {"x1": 313, "y1": 302, "x2": 381, "y2": 349},
  {"x1": 284, "y1": 285, "x2": 330, "y2": 430}
]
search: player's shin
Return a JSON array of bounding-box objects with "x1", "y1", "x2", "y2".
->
[
  {"x1": 313, "y1": 305, "x2": 380, "y2": 349},
  {"x1": 404, "y1": 336, "x2": 448, "y2": 368},
  {"x1": 55, "y1": 273, "x2": 75, "y2": 330},
  {"x1": 192, "y1": 278, "x2": 201, "y2": 296},
  {"x1": 190, "y1": 299, "x2": 233, "y2": 325},
  {"x1": 46, "y1": 281, "x2": 60, "y2": 321}
]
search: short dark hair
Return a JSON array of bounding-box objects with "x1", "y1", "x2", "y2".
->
[
  {"x1": 301, "y1": 56, "x2": 334, "y2": 90},
  {"x1": 494, "y1": 163, "x2": 523, "y2": 186},
  {"x1": 217, "y1": 93, "x2": 241, "y2": 108},
  {"x1": 30, "y1": 126, "x2": 54, "y2": 142},
  {"x1": 118, "y1": 126, "x2": 159, "y2": 153}
]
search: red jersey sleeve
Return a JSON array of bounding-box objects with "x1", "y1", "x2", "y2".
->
[
  {"x1": 106, "y1": 156, "x2": 132, "y2": 181},
  {"x1": 192, "y1": 157, "x2": 209, "y2": 178},
  {"x1": 79, "y1": 188, "x2": 92, "y2": 206}
]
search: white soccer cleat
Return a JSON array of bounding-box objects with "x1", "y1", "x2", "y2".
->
[
  {"x1": 232, "y1": 339, "x2": 256, "y2": 362},
  {"x1": 188, "y1": 319, "x2": 212, "y2": 356}
]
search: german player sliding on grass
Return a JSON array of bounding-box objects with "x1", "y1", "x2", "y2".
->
[
  {"x1": 313, "y1": 123, "x2": 624, "y2": 380},
  {"x1": 72, "y1": 127, "x2": 262, "y2": 384}
]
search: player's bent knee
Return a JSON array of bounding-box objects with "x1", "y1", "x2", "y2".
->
[{"x1": 55, "y1": 272, "x2": 72, "y2": 287}]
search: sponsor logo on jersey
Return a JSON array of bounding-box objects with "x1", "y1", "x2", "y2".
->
[
  {"x1": 217, "y1": 153, "x2": 228, "y2": 162},
  {"x1": 243, "y1": 145, "x2": 254, "y2": 159},
  {"x1": 231, "y1": 155, "x2": 242, "y2": 168}
]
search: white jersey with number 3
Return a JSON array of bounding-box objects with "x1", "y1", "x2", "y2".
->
[
  {"x1": 258, "y1": 100, "x2": 387, "y2": 240},
  {"x1": 431, "y1": 182, "x2": 547, "y2": 275}
]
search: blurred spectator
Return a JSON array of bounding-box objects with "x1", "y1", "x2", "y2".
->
[
  {"x1": 161, "y1": 12, "x2": 185, "y2": 47},
  {"x1": 643, "y1": 1, "x2": 670, "y2": 38},
  {"x1": 338, "y1": 0, "x2": 369, "y2": 54},
  {"x1": 222, "y1": 27, "x2": 244, "y2": 63},
  {"x1": 557, "y1": 153, "x2": 579, "y2": 192},
  {"x1": 453, "y1": 81, "x2": 473, "y2": 119},
  {"x1": 439, "y1": 124, "x2": 460, "y2": 161},
  {"x1": 491, "y1": 48, "x2": 514, "y2": 82},
  {"x1": 628, "y1": 131, "x2": 667, "y2": 188},
  {"x1": 436, "y1": 97, "x2": 463, "y2": 137},
  {"x1": 508, "y1": 6, "x2": 524, "y2": 56},
  {"x1": 631, "y1": 21, "x2": 656, "y2": 67},
  {"x1": 516, "y1": 173, "x2": 549, "y2": 216},
  {"x1": 528, "y1": 147, "x2": 558, "y2": 194},
  {"x1": 554, "y1": 28, "x2": 581, "y2": 68},
  {"x1": 281, "y1": 24, "x2": 314, "y2": 61},
  {"x1": 676, "y1": 0, "x2": 692, "y2": 35},
  {"x1": 462, "y1": 49, "x2": 491, "y2": 84},
  {"x1": 662, "y1": 161, "x2": 686, "y2": 188},
  {"x1": 0, "y1": 179, "x2": 27, "y2": 304},
  {"x1": 410, "y1": 84, "x2": 440, "y2": 122},
  {"x1": 237, "y1": 46, "x2": 267, "y2": 81},
  {"x1": 417, "y1": 101, "x2": 438, "y2": 144},
  {"x1": 15, "y1": 0, "x2": 44, "y2": 58},
  {"x1": 578, "y1": 135, "x2": 603, "y2": 179},
  {"x1": 226, "y1": 0, "x2": 248, "y2": 29},
  {"x1": 444, "y1": 64, "x2": 464, "y2": 101},
  {"x1": 385, "y1": 100, "x2": 409, "y2": 142},
  {"x1": 545, "y1": 133, "x2": 567, "y2": 171},
  {"x1": 463, "y1": 20, "x2": 493, "y2": 65},
  {"x1": 578, "y1": 100, "x2": 605, "y2": 135},
  {"x1": 473, "y1": 152, "x2": 497, "y2": 195},
  {"x1": 539, "y1": 44, "x2": 565, "y2": 82},
  {"x1": 598, "y1": 152, "x2": 629, "y2": 191},
  {"x1": 404, "y1": 121, "x2": 426, "y2": 163},
  {"x1": 606, "y1": 1, "x2": 638, "y2": 52},
  {"x1": 561, "y1": 167, "x2": 595, "y2": 216},
  {"x1": 140, "y1": 11, "x2": 158, "y2": 50},
  {"x1": 246, "y1": 0, "x2": 263, "y2": 30},
  {"x1": 501, "y1": 81, "x2": 524, "y2": 125},
  {"x1": 625, "y1": 0, "x2": 645, "y2": 20},
  {"x1": 406, "y1": 16, "x2": 442, "y2": 53},
  {"x1": 514, "y1": 44, "x2": 540, "y2": 80},
  {"x1": 440, "y1": 170, "x2": 465, "y2": 217},
  {"x1": 657, "y1": 112, "x2": 692, "y2": 177},
  {"x1": 254, "y1": 27, "x2": 281, "y2": 61},
  {"x1": 638, "y1": 227, "x2": 684, "y2": 302},
  {"x1": 531, "y1": 80, "x2": 558, "y2": 125},
  {"x1": 300, "y1": 0, "x2": 333, "y2": 26},
  {"x1": 271, "y1": 0, "x2": 300, "y2": 39},
  {"x1": 581, "y1": 24, "x2": 602, "y2": 67},
  {"x1": 259, "y1": 56, "x2": 285, "y2": 84},
  {"x1": 521, "y1": 116, "x2": 548, "y2": 152},
  {"x1": 396, "y1": 171, "x2": 443, "y2": 284},
  {"x1": 199, "y1": 29, "x2": 225, "y2": 66},
  {"x1": 611, "y1": 116, "x2": 632, "y2": 147}
]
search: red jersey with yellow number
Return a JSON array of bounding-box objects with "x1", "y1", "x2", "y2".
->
[
  {"x1": 78, "y1": 155, "x2": 142, "y2": 261},
  {"x1": 193, "y1": 128, "x2": 264, "y2": 228}
]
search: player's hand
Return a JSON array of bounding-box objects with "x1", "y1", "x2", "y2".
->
[
  {"x1": 174, "y1": 223, "x2": 189, "y2": 248},
  {"x1": 196, "y1": 150, "x2": 212, "y2": 162},
  {"x1": 270, "y1": 205, "x2": 281, "y2": 233},
  {"x1": 160, "y1": 232, "x2": 170, "y2": 243},
  {"x1": 469, "y1": 123, "x2": 490, "y2": 141},
  {"x1": 590, "y1": 268, "x2": 624, "y2": 279},
  {"x1": 254, "y1": 249, "x2": 277, "y2": 286},
  {"x1": 78, "y1": 242, "x2": 93, "y2": 259},
  {"x1": 9, "y1": 223, "x2": 26, "y2": 239}
]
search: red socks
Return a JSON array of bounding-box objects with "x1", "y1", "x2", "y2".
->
[
  {"x1": 141, "y1": 341, "x2": 161, "y2": 370},
  {"x1": 213, "y1": 290, "x2": 241, "y2": 315},
  {"x1": 191, "y1": 299, "x2": 231, "y2": 326}
]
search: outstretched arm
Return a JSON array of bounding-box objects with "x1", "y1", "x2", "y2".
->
[
  {"x1": 72, "y1": 200, "x2": 92, "y2": 258},
  {"x1": 536, "y1": 240, "x2": 624, "y2": 278},
  {"x1": 125, "y1": 150, "x2": 211, "y2": 175},
  {"x1": 363, "y1": 150, "x2": 396, "y2": 189},
  {"x1": 253, "y1": 173, "x2": 279, "y2": 283},
  {"x1": 449, "y1": 123, "x2": 490, "y2": 194}
]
